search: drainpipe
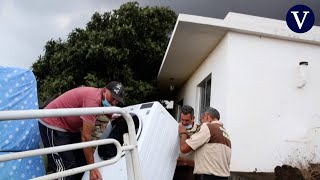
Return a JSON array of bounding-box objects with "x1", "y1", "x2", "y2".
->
[{"x1": 297, "y1": 61, "x2": 308, "y2": 88}]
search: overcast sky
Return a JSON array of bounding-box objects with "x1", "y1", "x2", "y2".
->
[{"x1": 0, "y1": 0, "x2": 319, "y2": 69}]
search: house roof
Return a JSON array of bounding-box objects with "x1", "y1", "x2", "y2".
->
[{"x1": 157, "y1": 12, "x2": 320, "y2": 95}]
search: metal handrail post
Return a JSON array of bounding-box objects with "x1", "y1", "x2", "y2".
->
[{"x1": 121, "y1": 110, "x2": 143, "y2": 180}]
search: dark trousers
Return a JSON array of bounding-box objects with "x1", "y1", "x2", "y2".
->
[
  {"x1": 195, "y1": 174, "x2": 228, "y2": 180},
  {"x1": 38, "y1": 122, "x2": 87, "y2": 180},
  {"x1": 173, "y1": 166, "x2": 195, "y2": 180}
]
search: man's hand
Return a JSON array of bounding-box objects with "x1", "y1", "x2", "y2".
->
[
  {"x1": 179, "y1": 123, "x2": 187, "y2": 134},
  {"x1": 90, "y1": 168, "x2": 102, "y2": 180},
  {"x1": 177, "y1": 156, "x2": 194, "y2": 167},
  {"x1": 177, "y1": 156, "x2": 188, "y2": 166},
  {"x1": 179, "y1": 123, "x2": 193, "y2": 154}
]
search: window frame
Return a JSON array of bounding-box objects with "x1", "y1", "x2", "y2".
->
[{"x1": 198, "y1": 74, "x2": 212, "y2": 118}]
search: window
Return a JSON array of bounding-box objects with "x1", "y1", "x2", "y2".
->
[
  {"x1": 176, "y1": 99, "x2": 183, "y2": 122},
  {"x1": 199, "y1": 75, "x2": 211, "y2": 116}
]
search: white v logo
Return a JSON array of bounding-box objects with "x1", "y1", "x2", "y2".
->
[{"x1": 290, "y1": 11, "x2": 310, "y2": 29}]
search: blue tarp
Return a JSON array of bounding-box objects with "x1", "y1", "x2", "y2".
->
[
  {"x1": 0, "y1": 66, "x2": 45, "y2": 179},
  {"x1": 0, "y1": 152, "x2": 45, "y2": 180}
]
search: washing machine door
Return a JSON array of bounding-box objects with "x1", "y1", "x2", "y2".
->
[
  {"x1": 100, "y1": 113, "x2": 142, "y2": 140},
  {"x1": 97, "y1": 113, "x2": 142, "y2": 160},
  {"x1": 82, "y1": 113, "x2": 143, "y2": 180}
]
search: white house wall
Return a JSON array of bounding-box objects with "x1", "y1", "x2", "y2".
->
[
  {"x1": 226, "y1": 31, "x2": 320, "y2": 172},
  {"x1": 175, "y1": 33, "x2": 230, "y2": 123},
  {"x1": 174, "y1": 30, "x2": 320, "y2": 173}
]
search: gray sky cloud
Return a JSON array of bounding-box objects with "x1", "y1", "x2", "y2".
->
[
  {"x1": 0, "y1": 0, "x2": 128, "y2": 69},
  {"x1": 0, "y1": 0, "x2": 319, "y2": 69}
]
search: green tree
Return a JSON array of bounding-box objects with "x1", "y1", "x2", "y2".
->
[{"x1": 32, "y1": 2, "x2": 177, "y2": 106}]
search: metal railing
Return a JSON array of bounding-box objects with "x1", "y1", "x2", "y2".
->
[{"x1": 0, "y1": 107, "x2": 143, "y2": 180}]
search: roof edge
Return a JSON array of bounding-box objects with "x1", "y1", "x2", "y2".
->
[{"x1": 175, "y1": 13, "x2": 320, "y2": 45}]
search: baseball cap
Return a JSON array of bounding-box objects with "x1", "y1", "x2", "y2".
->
[{"x1": 106, "y1": 81, "x2": 125, "y2": 103}]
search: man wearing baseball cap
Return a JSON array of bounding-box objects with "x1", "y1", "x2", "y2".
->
[
  {"x1": 105, "y1": 81, "x2": 125, "y2": 105},
  {"x1": 38, "y1": 81, "x2": 125, "y2": 180}
]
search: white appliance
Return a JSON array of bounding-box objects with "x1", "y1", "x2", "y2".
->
[{"x1": 82, "y1": 101, "x2": 180, "y2": 180}]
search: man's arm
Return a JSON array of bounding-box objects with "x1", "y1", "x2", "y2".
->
[
  {"x1": 181, "y1": 124, "x2": 211, "y2": 154},
  {"x1": 177, "y1": 126, "x2": 194, "y2": 166},
  {"x1": 180, "y1": 133, "x2": 193, "y2": 153},
  {"x1": 82, "y1": 120, "x2": 102, "y2": 180},
  {"x1": 179, "y1": 123, "x2": 193, "y2": 154}
]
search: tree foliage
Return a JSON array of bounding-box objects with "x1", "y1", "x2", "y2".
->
[{"x1": 31, "y1": 2, "x2": 177, "y2": 106}]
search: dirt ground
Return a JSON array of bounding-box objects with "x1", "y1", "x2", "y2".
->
[{"x1": 230, "y1": 164, "x2": 320, "y2": 180}]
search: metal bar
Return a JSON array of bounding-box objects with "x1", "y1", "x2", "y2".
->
[
  {"x1": 32, "y1": 140, "x2": 122, "y2": 180},
  {"x1": 121, "y1": 109, "x2": 143, "y2": 180},
  {"x1": 122, "y1": 145, "x2": 135, "y2": 151},
  {"x1": 0, "y1": 107, "x2": 143, "y2": 180},
  {"x1": 124, "y1": 133, "x2": 134, "y2": 180},
  {"x1": 0, "y1": 107, "x2": 129, "y2": 120},
  {"x1": 0, "y1": 139, "x2": 120, "y2": 162},
  {"x1": 33, "y1": 158, "x2": 121, "y2": 180}
]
